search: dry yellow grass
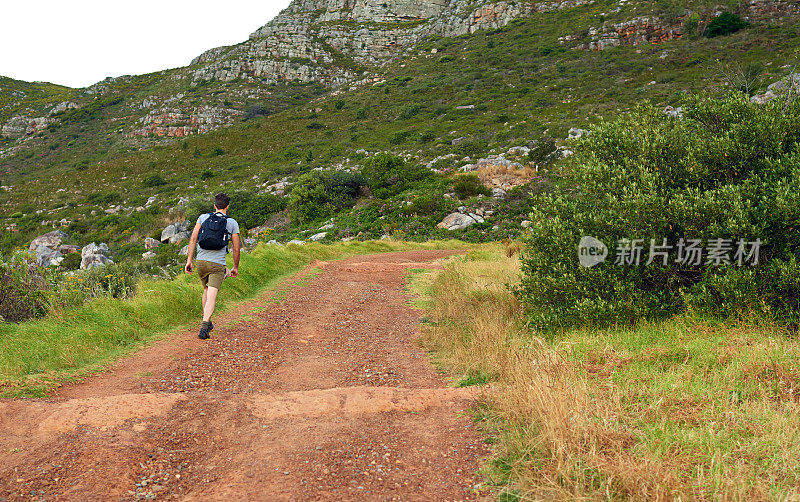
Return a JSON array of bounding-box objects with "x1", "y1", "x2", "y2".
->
[
  {"x1": 417, "y1": 245, "x2": 800, "y2": 501},
  {"x1": 475, "y1": 161, "x2": 537, "y2": 189}
]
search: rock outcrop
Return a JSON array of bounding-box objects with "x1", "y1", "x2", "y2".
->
[
  {"x1": 751, "y1": 73, "x2": 800, "y2": 104},
  {"x1": 437, "y1": 209, "x2": 485, "y2": 231},
  {"x1": 1, "y1": 115, "x2": 54, "y2": 138},
  {"x1": 29, "y1": 230, "x2": 68, "y2": 252},
  {"x1": 81, "y1": 242, "x2": 113, "y2": 270},
  {"x1": 129, "y1": 106, "x2": 244, "y2": 138},
  {"x1": 144, "y1": 237, "x2": 161, "y2": 250},
  {"x1": 161, "y1": 222, "x2": 191, "y2": 244},
  {"x1": 29, "y1": 231, "x2": 69, "y2": 267},
  {"x1": 189, "y1": 0, "x2": 594, "y2": 87}
]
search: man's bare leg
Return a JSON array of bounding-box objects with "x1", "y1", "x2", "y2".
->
[{"x1": 203, "y1": 286, "x2": 219, "y2": 323}]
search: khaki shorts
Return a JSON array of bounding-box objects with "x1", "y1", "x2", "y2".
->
[{"x1": 196, "y1": 260, "x2": 227, "y2": 289}]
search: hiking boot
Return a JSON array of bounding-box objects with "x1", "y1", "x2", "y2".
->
[
  {"x1": 199, "y1": 327, "x2": 210, "y2": 340},
  {"x1": 208, "y1": 321, "x2": 214, "y2": 332}
]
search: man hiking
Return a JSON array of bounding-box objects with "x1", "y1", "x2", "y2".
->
[{"x1": 184, "y1": 193, "x2": 240, "y2": 340}]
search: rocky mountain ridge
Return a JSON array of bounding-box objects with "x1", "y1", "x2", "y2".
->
[
  {"x1": 1, "y1": 0, "x2": 797, "y2": 149},
  {"x1": 190, "y1": 0, "x2": 594, "y2": 84}
]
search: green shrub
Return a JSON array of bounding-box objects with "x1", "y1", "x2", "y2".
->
[
  {"x1": 389, "y1": 130, "x2": 414, "y2": 145},
  {"x1": 419, "y1": 130, "x2": 436, "y2": 143},
  {"x1": 142, "y1": 174, "x2": 167, "y2": 188},
  {"x1": 229, "y1": 194, "x2": 287, "y2": 230},
  {"x1": 199, "y1": 169, "x2": 216, "y2": 180},
  {"x1": 87, "y1": 192, "x2": 121, "y2": 205},
  {"x1": 406, "y1": 195, "x2": 441, "y2": 215},
  {"x1": 60, "y1": 253, "x2": 81, "y2": 271},
  {"x1": 244, "y1": 104, "x2": 268, "y2": 120},
  {"x1": 453, "y1": 174, "x2": 490, "y2": 199},
  {"x1": 360, "y1": 153, "x2": 432, "y2": 199},
  {"x1": 288, "y1": 172, "x2": 335, "y2": 224},
  {"x1": 286, "y1": 170, "x2": 367, "y2": 225},
  {"x1": 705, "y1": 12, "x2": 749, "y2": 38},
  {"x1": 10, "y1": 212, "x2": 23, "y2": 219},
  {"x1": 306, "y1": 122, "x2": 325, "y2": 130},
  {"x1": 519, "y1": 94, "x2": 800, "y2": 329},
  {"x1": 526, "y1": 137, "x2": 558, "y2": 168},
  {"x1": 454, "y1": 138, "x2": 489, "y2": 157},
  {"x1": 0, "y1": 252, "x2": 51, "y2": 323},
  {"x1": 399, "y1": 103, "x2": 422, "y2": 120}
]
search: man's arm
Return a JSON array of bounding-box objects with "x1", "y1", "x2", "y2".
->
[
  {"x1": 184, "y1": 221, "x2": 202, "y2": 273},
  {"x1": 230, "y1": 233, "x2": 241, "y2": 278}
]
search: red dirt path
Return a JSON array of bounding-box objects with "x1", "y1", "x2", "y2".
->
[{"x1": 0, "y1": 250, "x2": 488, "y2": 501}]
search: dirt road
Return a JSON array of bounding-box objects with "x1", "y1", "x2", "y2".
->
[{"x1": 0, "y1": 250, "x2": 487, "y2": 501}]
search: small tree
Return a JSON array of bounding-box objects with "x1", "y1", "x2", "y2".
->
[
  {"x1": 288, "y1": 172, "x2": 334, "y2": 224},
  {"x1": 705, "y1": 12, "x2": 749, "y2": 38}
]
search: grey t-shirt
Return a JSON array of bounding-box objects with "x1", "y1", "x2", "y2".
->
[{"x1": 195, "y1": 213, "x2": 240, "y2": 266}]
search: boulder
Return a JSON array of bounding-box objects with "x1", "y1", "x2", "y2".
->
[
  {"x1": 521, "y1": 220, "x2": 532, "y2": 229},
  {"x1": 34, "y1": 245, "x2": 63, "y2": 267},
  {"x1": 82, "y1": 254, "x2": 113, "y2": 270},
  {"x1": 318, "y1": 223, "x2": 335, "y2": 231},
  {"x1": 568, "y1": 127, "x2": 588, "y2": 140},
  {"x1": 144, "y1": 237, "x2": 161, "y2": 250},
  {"x1": 161, "y1": 221, "x2": 190, "y2": 244},
  {"x1": 179, "y1": 245, "x2": 190, "y2": 256},
  {"x1": 751, "y1": 74, "x2": 800, "y2": 105},
  {"x1": 29, "y1": 230, "x2": 68, "y2": 252},
  {"x1": 437, "y1": 212, "x2": 483, "y2": 231},
  {"x1": 58, "y1": 244, "x2": 81, "y2": 255},
  {"x1": 310, "y1": 232, "x2": 327, "y2": 242},
  {"x1": 142, "y1": 251, "x2": 157, "y2": 260},
  {"x1": 81, "y1": 242, "x2": 113, "y2": 270},
  {"x1": 506, "y1": 146, "x2": 530, "y2": 157},
  {"x1": 287, "y1": 240, "x2": 305, "y2": 245},
  {"x1": 492, "y1": 188, "x2": 507, "y2": 198}
]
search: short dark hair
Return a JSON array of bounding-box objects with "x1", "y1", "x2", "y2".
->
[{"x1": 214, "y1": 193, "x2": 230, "y2": 209}]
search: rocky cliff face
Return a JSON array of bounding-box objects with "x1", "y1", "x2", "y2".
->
[{"x1": 189, "y1": 0, "x2": 593, "y2": 86}]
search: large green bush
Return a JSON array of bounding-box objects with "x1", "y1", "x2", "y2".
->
[
  {"x1": 229, "y1": 193, "x2": 287, "y2": 230},
  {"x1": 705, "y1": 12, "x2": 749, "y2": 38},
  {"x1": 453, "y1": 174, "x2": 490, "y2": 199},
  {"x1": 519, "y1": 94, "x2": 800, "y2": 329},
  {"x1": 360, "y1": 153, "x2": 431, "y2": 199},
  {"x1": 287, "y1": 170, "x2": 367, "y2": 224}
]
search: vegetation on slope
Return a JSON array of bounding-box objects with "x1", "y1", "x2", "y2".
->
[
  {"x1": 1, "y1": 1, "x2": 799, "y2": 257},
  {"x1": 521, "y1": 93, "x2": 800, "y2": 329}
]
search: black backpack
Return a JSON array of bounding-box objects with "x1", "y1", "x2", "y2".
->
[{"x1": 198, "y1": 212, "x2": 230, "y2": 251}]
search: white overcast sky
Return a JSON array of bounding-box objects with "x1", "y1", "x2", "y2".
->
[{"x1": 1, "y1": 0, "x2": 292, "y2": 88}]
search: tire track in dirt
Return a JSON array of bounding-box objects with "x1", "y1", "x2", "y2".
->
[{"x1": 0, "y1": 250, "x2": 488, "y2": 501}]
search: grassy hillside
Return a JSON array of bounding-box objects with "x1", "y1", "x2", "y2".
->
[{"x1": 1, "y1": 0, "x2": 799, "y2": 257}]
